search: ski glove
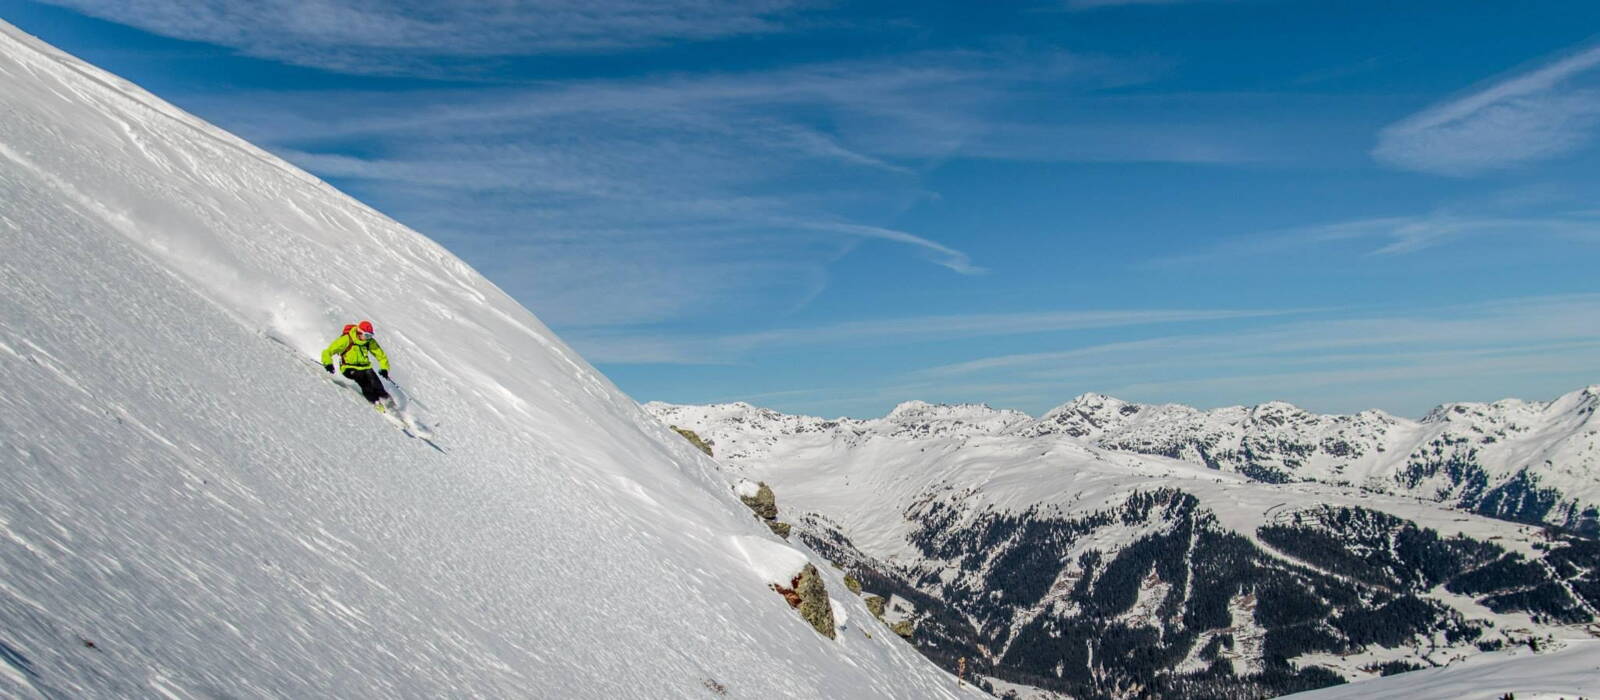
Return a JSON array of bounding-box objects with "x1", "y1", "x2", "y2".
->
[
  {"x1": 324, "y1": 364, "x2": 335, "y2": 373},
  {"x1": 379, "y1": 369, "x2": 389, "y2": 379}
]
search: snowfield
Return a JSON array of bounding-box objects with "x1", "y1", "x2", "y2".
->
[
  {"x1": 0, "y1": 19, "x2": 983, "y2": 699},
  {"x1": 1285, "y1": 640, "x2": 1600, "y2": 700}
]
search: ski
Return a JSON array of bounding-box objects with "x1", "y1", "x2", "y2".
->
[{"x1": 300, "y1": 354, "x2": 445, "y2": 452}]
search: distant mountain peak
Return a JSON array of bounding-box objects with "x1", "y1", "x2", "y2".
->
[{"x1": 652, "y1": 384, "x2": 1600, "y2": 531}]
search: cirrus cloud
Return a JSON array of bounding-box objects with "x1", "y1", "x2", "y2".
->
[
  {"x1": 1374, "y1": 43, "x2": 1600, "y2": 176},
  {"x1": 37, "y1": 0, "x2": 814, "y2": 75}
]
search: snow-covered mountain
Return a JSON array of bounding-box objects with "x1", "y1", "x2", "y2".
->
[
  {"x1": 0, "y1": 20, "x2": 984, "y2": 698},
  {"x1": 657, "y1": 386, "x2": 1600, "y2": 533},
  {"x1": 649, "y1": 397, "x2": 1600, "y2": 698},
  {"x1": 1029, "y1": 390, "x2": 1600, "y2": 532}
]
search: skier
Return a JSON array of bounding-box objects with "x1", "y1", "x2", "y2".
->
[{"x1": 322, "y1": 320, "x2": 392, "y2": 411}]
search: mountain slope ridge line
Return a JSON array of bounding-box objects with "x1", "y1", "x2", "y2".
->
[{"x1": 653, "y1": 384, "x2": 1600, "y2": 532}]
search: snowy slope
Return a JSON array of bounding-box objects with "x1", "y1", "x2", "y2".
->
[
  {"x1": 649, "y1": 400, "x2": 1600, "y2": 698},
  {"x1": 0, "y1": 20, "x2": 984, "y2": 699},
  {"x1": 1286, "y1": 640, "x2": 1600, "y2": 700}
]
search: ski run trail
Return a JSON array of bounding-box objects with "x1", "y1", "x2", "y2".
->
[{"x1": 0, "y1": 19, "x2": 986, "y2": 699}]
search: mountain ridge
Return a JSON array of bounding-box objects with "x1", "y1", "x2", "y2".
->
[{"x1": 650, "y1": 384, "x2": 1600, "y2": 532}]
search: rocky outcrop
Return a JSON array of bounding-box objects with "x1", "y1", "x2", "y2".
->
[
  {"x1": 741, "y1": 482, "x2": 778, "y2": 520},
  {"x1": 796, "y1": 565, "x2": 836, "y2": 639},
  {"x1": 669, "y1": 425, "x2": 714, "y2": 456},
  {"x1": 738, "y1": 481, "x2": 792, "y2": 539},
  {"x1": 865, "y1": 595, "x2": 887, "y2": 619},
  {"x1": 771, "y1": 564, "x2": 836, "y2": 639}
]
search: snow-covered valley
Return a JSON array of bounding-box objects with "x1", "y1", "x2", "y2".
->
[
  {"x1": 0, "y1": 20, "x2": 984, "y2": 698},
  {"x1": 649, "y1": 396, "x2": 1600, "y2": 698}
]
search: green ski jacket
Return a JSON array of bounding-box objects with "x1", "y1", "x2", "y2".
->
[{"x1": 321, "y1": 329, "x2": 389, "y2": 372}]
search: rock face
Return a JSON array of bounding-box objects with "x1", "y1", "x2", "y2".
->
[
  {"x1": 795, "y1": 565, "x2": 837, "y2": 639},
  {"x1": 772, "y1": 564, "x2": 836, "y2": 639},
  {"x1": 670, "y1": 425, "x2": 714, "y2": 456},
  {"x1": 737, "y1": 480, "x2": 792, "y2": 539},
  {"x1": 866, "y1": 595, "x2": 888, "y2": 619},
  {"x1": 741, "y1": 482, "x2": 780, "y2": 520}
]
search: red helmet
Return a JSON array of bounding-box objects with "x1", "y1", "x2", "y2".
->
[{"x1": 357, "y1": 320, "x2": 375, "y2": 335}]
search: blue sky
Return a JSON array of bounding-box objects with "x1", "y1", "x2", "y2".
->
[{"x1": 6, "y1": 0, "x2": 1600, "y2": 418}]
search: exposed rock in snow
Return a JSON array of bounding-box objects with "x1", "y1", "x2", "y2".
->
[
  {"x1": 670, "y1": 425, "x2": 714, "y2": 456},
  {"x1": 795, "y1": 564, "x2": 838, "y2": 640}
]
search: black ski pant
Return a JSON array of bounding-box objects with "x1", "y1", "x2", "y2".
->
[{"x1": 343, "y1": 367, "x2": 390, "y2": 404}]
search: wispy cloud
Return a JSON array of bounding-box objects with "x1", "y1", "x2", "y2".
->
[
  {"x1": 211, "y1": 51, "x2": 1162, "y2": 157},
  {"x1": 926, "y1": 294, "x2": 1600, "y2": 377},
  {"x1": 705, "y1": 340, "x2": 1600, "y2": 419},
  {"x1": 701, "y1": 296, "x2": 1600, "y2": 418},
  {"x1": 803, "y1": 222, "x2": 985, "y2": 275},
  {"x1": 38, "y1": 0, "x2": 813, "y2": 75},
  {"x1": 569, "y1": 307, "x2": 1290, "y2": 364},
  {"x1": 1065, "y1": 0, "x2": 1208, "y2": 9},
  {"x1": 877, "y1": 294, "x2": 1600, "y2": 415},
  {"x1": 175, "y1": 51, "x2": 1268, "y2": 327},
  {"x1": 53, "y1": 3, "x2": 1305, "y2": 342},
  {"x1": 1374, "y1": 43, "x2": 1600, "y2": 175},
  {"x1": 1098, "y1": 342, "x2": 1600, "y2": 403},
  {"x1": 1151, "y1": 207, "x2": 1600, "y2": 267}
]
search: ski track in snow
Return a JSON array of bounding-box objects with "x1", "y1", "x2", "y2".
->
[{"x1": 0, "y1": 20, "x2": 983, "y2": 699}]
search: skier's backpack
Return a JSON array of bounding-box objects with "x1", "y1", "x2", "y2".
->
[{"x1": 338, "y1": 323, "x2": 373, "y2": 366}]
